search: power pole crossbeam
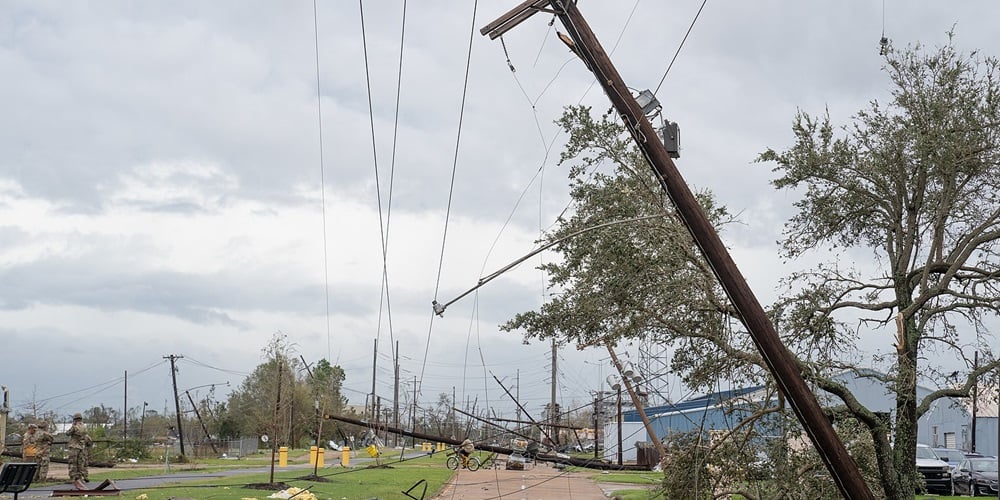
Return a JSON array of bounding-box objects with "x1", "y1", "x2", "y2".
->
[
  {"x1": 479, "y1": 0, "x2": 551, "y2": 40},
  {"x1": 481, "y1": 2, "x2": 874, "y2": 498}
]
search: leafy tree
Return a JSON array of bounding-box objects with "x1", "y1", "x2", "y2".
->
[
  {"x1": 82, "y1": 404, "x2": 118, "y2": 427},
  {"x1": 308, "y1": 358, "x2": 347, "y2": 444},
  {"x1": 759, "y1": 36, "x2": 1000, "y2": 498},
  {"x1": 218, "y1": 332, "x2": 349, "y2": 448},
  {"x1": 501, "y1": 107, "x2": 825, "y2": 492},
  {"x1": 502, "y1": 106, "x2": 750, "y2": 394},
  {"x1": 501, "y1": 101, "x2": 889, "y2": 496}
]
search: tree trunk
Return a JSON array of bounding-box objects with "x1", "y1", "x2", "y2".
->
[{"x1": 890, "y1": 281, "x2": 919, "y2": 500}]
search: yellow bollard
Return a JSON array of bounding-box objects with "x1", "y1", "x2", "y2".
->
[
  {"x1": 341, "y1": 446, "x2": 350, "y2": 467},
  {"x1": 317, "y1": 447, "x2": 325, "y2": 468},
  {"x1": 437, "y1": 442, "x2": 447, "y2": 452},
  {"x1": 279, "y1": 446, "x2": 288, "y2": 467},
  {"x1": 310, "y1": 445, "x2": 317, "y2": 465}
]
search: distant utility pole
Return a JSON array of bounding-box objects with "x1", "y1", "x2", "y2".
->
[
  {"x1": 123, "y1": 370, "x2": 128, "y2": 440},
  {"x1": 185, "y1": 390, "x2": 218, "y2": 454},
  {"x1": 515, "y1": 370, "x2": 520, "y2": 424},
  {"x1": 370, "y1": 338, "x2": 378, "y2": 422},
  {"x1": 393, "y1": 341, "x2": 400, "y2": 447},
  {"x1": 971, "y1": 351, "x2": 978, "y2": 452},
  {"x1": 409, "y1": 376, "x2": 419, "y2": 447},
  {"x1": 481, "y1": 2, "x2": 873, "y2": 498},
  {"x1": 550, "y1": 339, "x2": 559, "y2": 445},
  {"x1": 164, "y1": 354, "x2": 185, "y2": 457}
]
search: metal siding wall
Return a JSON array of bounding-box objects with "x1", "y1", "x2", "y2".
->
[{"x1": 973, "y1": 417, "x2": 998, "y2": 457}]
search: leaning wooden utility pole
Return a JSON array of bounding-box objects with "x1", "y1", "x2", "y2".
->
[
  {"x1": 481, "y1": 2, "x2": 874, "y2": 498},
  {"x1": 606, "y1": 342, "x2": 667, "y2": 466},
  {"x1": 165, "y1": 354, "x2": 186, "y2": 457}
]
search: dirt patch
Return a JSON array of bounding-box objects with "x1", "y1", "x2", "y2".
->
[
  {"x1": 294, "y1": 474, "x2": 330, "y2": 482},
  {"x1": 244, "y1": 482, "x2": 292, "y2": 490}
]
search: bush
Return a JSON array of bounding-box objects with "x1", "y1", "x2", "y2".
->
[{"x1": 115, "y1": 439, "x2": 152, "y2": 461}]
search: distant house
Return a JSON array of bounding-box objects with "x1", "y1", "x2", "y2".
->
[{"x1": 612, "y1": 369, "x2": 988, "y2": 460}]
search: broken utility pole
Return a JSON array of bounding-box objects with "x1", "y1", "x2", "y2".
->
[
  {"x1": 324, "y1": 412, "x2": 649, "y2": 471},
  {"x1": 481, "y1": 2, "x2": 874, "y2": 498}
]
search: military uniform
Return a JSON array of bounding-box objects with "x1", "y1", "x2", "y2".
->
[
  {"x1": 35, "y1": 423, "x2": 54, "y2": 481},
  {"x1": 21, "y1": 425, "x2": 39, "y2": 465},
  {"x1": 67, "y1": 414, "x2": 91, "y2": 486}
]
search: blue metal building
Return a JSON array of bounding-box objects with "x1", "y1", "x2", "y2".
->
[{"x1": 619, "y1": 370, "x2": 996, "y2": 455}]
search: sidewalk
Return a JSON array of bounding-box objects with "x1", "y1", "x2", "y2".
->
[{"x1": 432, "y1": 462, "x2": 610, "y2": 499}]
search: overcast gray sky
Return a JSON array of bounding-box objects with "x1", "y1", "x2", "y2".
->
[{"x1": 2, "y1": 1, "x2": 998, "y2": 425}]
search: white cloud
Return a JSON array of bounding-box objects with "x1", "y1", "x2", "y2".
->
[{"x1": 1, "y1": 0, "x2": 998, "y2": 422}]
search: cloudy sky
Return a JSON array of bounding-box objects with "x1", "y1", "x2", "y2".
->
[{"x1": 2, "y1": 1, "x2": 998, "y2": 426}]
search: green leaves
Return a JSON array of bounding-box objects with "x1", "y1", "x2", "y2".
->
[
  {"x1": 503, "y1": 106, "x2": 744, "y2": 393},
  {"x1": 761, "y1": 37, "x2": 1000, "y2": 499}
]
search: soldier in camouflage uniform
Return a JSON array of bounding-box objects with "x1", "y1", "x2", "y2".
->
[
  {"x1": 21, "y1": 423, "x2": 39, "y2": 465},
  {"x1": 35, "y1": 421, "x2": 54, "y2": 482},
  {"x1": 67, "y1": 413, "x2": 92, "y2": 489}
]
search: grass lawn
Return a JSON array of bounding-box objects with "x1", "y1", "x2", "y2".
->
[{"x1": 109, "y1": 453, "x2": 455, "y2": 500}]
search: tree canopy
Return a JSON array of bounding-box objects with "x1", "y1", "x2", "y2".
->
[
  {"x1": 760, "y1": 36, "x2": 1000, "y2": 498},
  {"x1": 217, "y1": 332, "x2": 347, "y2": 448},
  {"x1": 501, "y1": 106, "x2": 757, "y2": 395},
  {"x1": 505, "y1": 36, "x2": 1000, "y2": 499}
]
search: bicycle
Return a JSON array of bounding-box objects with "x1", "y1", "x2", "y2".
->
[
  {"x1": 477, "y1": 452, "x2": 498, "y2": 470},
  {"x1": 445, "y1": 448, "x2": 481, "y2": 471}
]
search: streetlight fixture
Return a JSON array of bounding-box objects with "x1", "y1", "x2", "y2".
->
[
  {"x1": 139, "y1": 401, "x2": 148, "y2": 440},
  {"x1": 634, "y1": 89, "x2": 660, "y2": 117}
]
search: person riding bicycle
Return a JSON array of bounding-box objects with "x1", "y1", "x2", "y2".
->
[{"x1": 458, "y1": 438, "x2": 475, "y2": 467}]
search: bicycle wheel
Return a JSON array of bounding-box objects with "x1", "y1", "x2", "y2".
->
[
  {"x1": 446, "y1": 455, "x2": 460, "y2": 470},
  {"x1": 466, "y1": 456, "x2": 481, "y2": 471}
]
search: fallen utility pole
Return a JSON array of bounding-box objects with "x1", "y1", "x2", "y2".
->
[
  {"x1": 492, "y1": 416, "x2": 588, "y2": 430},
  {"x1": 324, "y1": 412, "x2": 649, "y2": 470},
  {"x1": 481, "y1": 2, "x2": 874, "y2": 498},
  {"x1": 492, "y1": 374, "x2": 557, "y2": 446},
  {"x1": 452, "y1": 407, "x2": 537, "y2": 444},
  {"x1": 185, "y1": 390, "x2": 218, "y2": 454}
]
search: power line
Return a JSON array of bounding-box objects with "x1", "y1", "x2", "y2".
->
[
  {"x1": 419, "y1": 0, "x2": 480, "y2": 391},
  {"x1": 373, "y1": 0, "x2": 408, "y2": 364},
  {"x1": 654, "y1": 0, "x2": 708, "y2": 95},
  {"x1": 182, "y1": 356, "x2": 249, "y2": 377},
  {"x1": 358, "y1": 0, "x2": 396, "y2": 354},
  {"x1": 310, "y1": 0, "x2": 333, "y2": 363}
]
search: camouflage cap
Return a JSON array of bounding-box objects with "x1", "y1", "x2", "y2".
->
[
  {"x1": 27, "y1": 423, "x2": 37, "y2": 429},
  {"x1": 72, "y1": 413, "x2": 83, "y2": 420}
]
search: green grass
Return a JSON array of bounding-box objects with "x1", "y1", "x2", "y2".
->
[
  {"x1": 589, "y1": 471, "x2": 663, "y2": 484},
  {"x1": 608, "y1": 489, "x2": 662, "y2": 500},
  {"x1": 120, "y1": 453, "x2": 454, "y2": 500}
]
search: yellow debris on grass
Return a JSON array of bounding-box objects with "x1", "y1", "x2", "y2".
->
[{"x1": 267, "y1": 487, "x2": 316, "y2": 500}]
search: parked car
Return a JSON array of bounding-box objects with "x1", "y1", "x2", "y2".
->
[
  {"x1": 952, "y1": 456, "x2": 999, "y2": 497},
  {"x1": 916, "y1": 443, "x2": 953, "y2": 495},
  {"x1": 933, "y1": 447, "x2": 966, "y2": 473}
]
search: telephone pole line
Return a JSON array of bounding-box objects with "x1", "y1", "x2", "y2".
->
[
  {"x1": 481, "y1": 2, "x2": 873, "y2": 498},
  {"x1": 393, "y1": 341, "x2": 400, "y2": 447},
  {"x1": 164, "y1": 354, "x2": 186, "y2": 457}
]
